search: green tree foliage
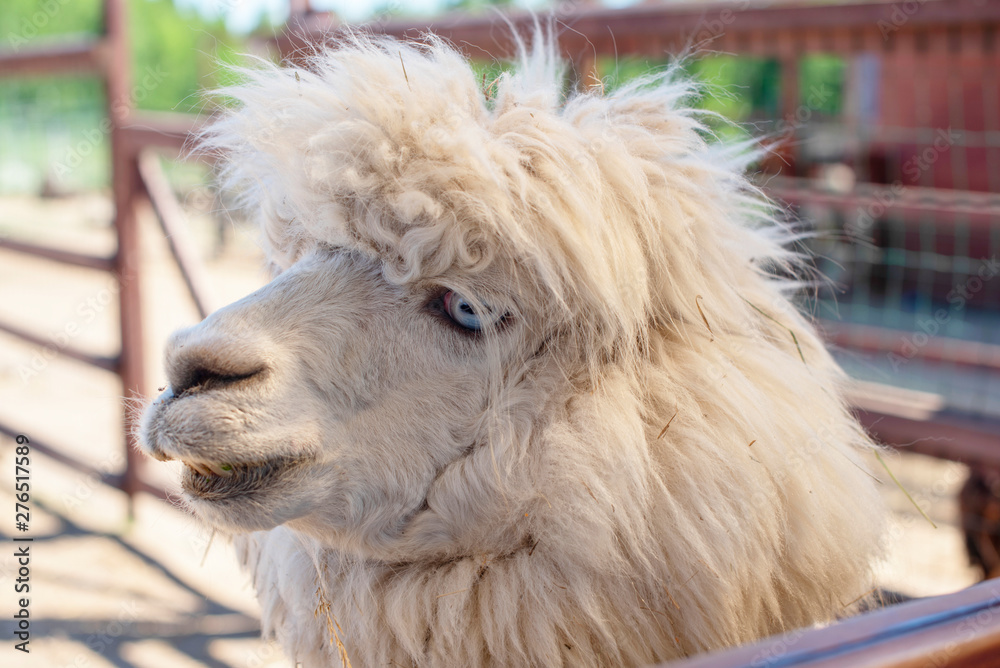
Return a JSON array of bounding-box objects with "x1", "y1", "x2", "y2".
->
[
  {"x1": 0, "y1": 0, "x2": 252, "y2": 192},
  {"x1": 129, "y1": 0, "x2": 245, "y2": 113},
  {"x1": 0, "y1": 0, "x2": 104, "y2": 43},
  {"x1": 799, "y1": 54, "x2": 845, "y2": 117},
  {"x1": 446, "y1": 0, "x2": 514, "y2": 12},
  {"x1": 1, "y1": 0, "x2": 248, "y2": 113},
  {"x1": 596, "y1": 53, "x2": 841, "y2": 143}
]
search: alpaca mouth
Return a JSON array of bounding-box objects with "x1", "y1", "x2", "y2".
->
[{"x1": 181, "y1": 456, "x2": 303, "y2": 500}]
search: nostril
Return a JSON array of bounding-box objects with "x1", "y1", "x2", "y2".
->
[
  {"x1": 172, "y1": 364, "x2": 265, "y2": 397},
  {"x1": 165, "y1": 324, "x2": 273, "y2": 397}
]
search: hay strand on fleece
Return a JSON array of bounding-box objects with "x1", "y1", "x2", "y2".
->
[{"x1": 875, "y1": 451, "x2": 937, "y2": 528}]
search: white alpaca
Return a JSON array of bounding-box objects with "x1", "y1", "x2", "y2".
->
[{"x1": 141, "y1": 31, "x2": 886, "y2": 667}]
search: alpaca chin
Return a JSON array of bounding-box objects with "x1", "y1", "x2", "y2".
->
[
  {"x1": 183, "y1": 485, "x2": 312, "y2": 534},
  {"x1": 140, "y1": 386, "x2": 332, "y2": 533},
  {"x1": 179, "y1": 458, "x2": 318, "y2": 532}
]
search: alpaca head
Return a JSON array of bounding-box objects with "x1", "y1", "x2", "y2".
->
[
  {"x1": 141, "y1": 32, "x2": 881, "y2": 591},
  {"x1": 141, "y1": 244, "x2": 549, "y2": 559}
]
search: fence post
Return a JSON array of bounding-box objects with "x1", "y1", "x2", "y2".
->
[{"x1": 106, "y1": 0, "x2": 146, "y2": 505}]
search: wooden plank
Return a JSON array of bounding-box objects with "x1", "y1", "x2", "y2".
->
[
  {"x1": 842, "y1": 380, "x2": 1000, "y2": 465},
  {"x1": 138, "y1": 152, "x2": 213, "y2": 320},
  {"x1": 819, "y1": 321, "x2": 1000, "y2": 372},
  {"x1": 0, "y1": 39, "x2": 105, "y2": 78},
  {"x1": 121, "y1": 112, "x2": 205, "y2": 155},
  {"x1": 134, "y1": 477, "x2": 170, "y2": 501},
  {"x1": 819, "y1": 320, "x2": 1000, "y2": 372},
  {"x1": 663, "y1": 579, "x2": 1000, "y2": 668},
  {"x1": 846, "y1": 380, "x2": 944, "y2": 422},
  {"x1": 858, "y1": 408, "x2": 1000, "y2": 467},
  {"x1": 765, "y1": 176, "x2": 1000, "y2": 230},
  {"x1": 0, "y1": 318, "x2": 119, "y2": 373},
  {"x1": 106, "y1": 0, "x2": 146, "y2": 501},
  {"x1": 0, "y1": 237, "x2": 115, "y2": 272}
]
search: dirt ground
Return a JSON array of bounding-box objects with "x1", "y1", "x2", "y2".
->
[{"x1": 0, "y1": 192, "x2": 983, "y2": 667}]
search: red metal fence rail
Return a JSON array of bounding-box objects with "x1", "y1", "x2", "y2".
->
[{"x1": 662, "y1": 578, "x2": 1000, "y2": 668}]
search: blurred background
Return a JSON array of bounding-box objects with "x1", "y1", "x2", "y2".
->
[{"x1": 0, "y1": 0, "x2": 997, "y2": 666}]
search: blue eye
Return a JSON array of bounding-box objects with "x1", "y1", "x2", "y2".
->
[{"x1": 443, "y1": 291, "x2": 502, "y2": 331}]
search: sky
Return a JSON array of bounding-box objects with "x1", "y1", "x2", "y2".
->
[{"x1": 173, "y1": 0, "x2": 637, "y2": 34}]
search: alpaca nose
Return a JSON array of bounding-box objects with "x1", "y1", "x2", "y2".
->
[
  {"x1": 165, "y1": 326, "x2": 272, "y2": 397},
  {"x1": 170, "y1": 361, "x2": 263, "y2": 396}
]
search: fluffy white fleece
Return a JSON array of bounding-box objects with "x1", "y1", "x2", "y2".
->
[{"x1": 161, "y1": 29, "x2": 886, "y2": 667}]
